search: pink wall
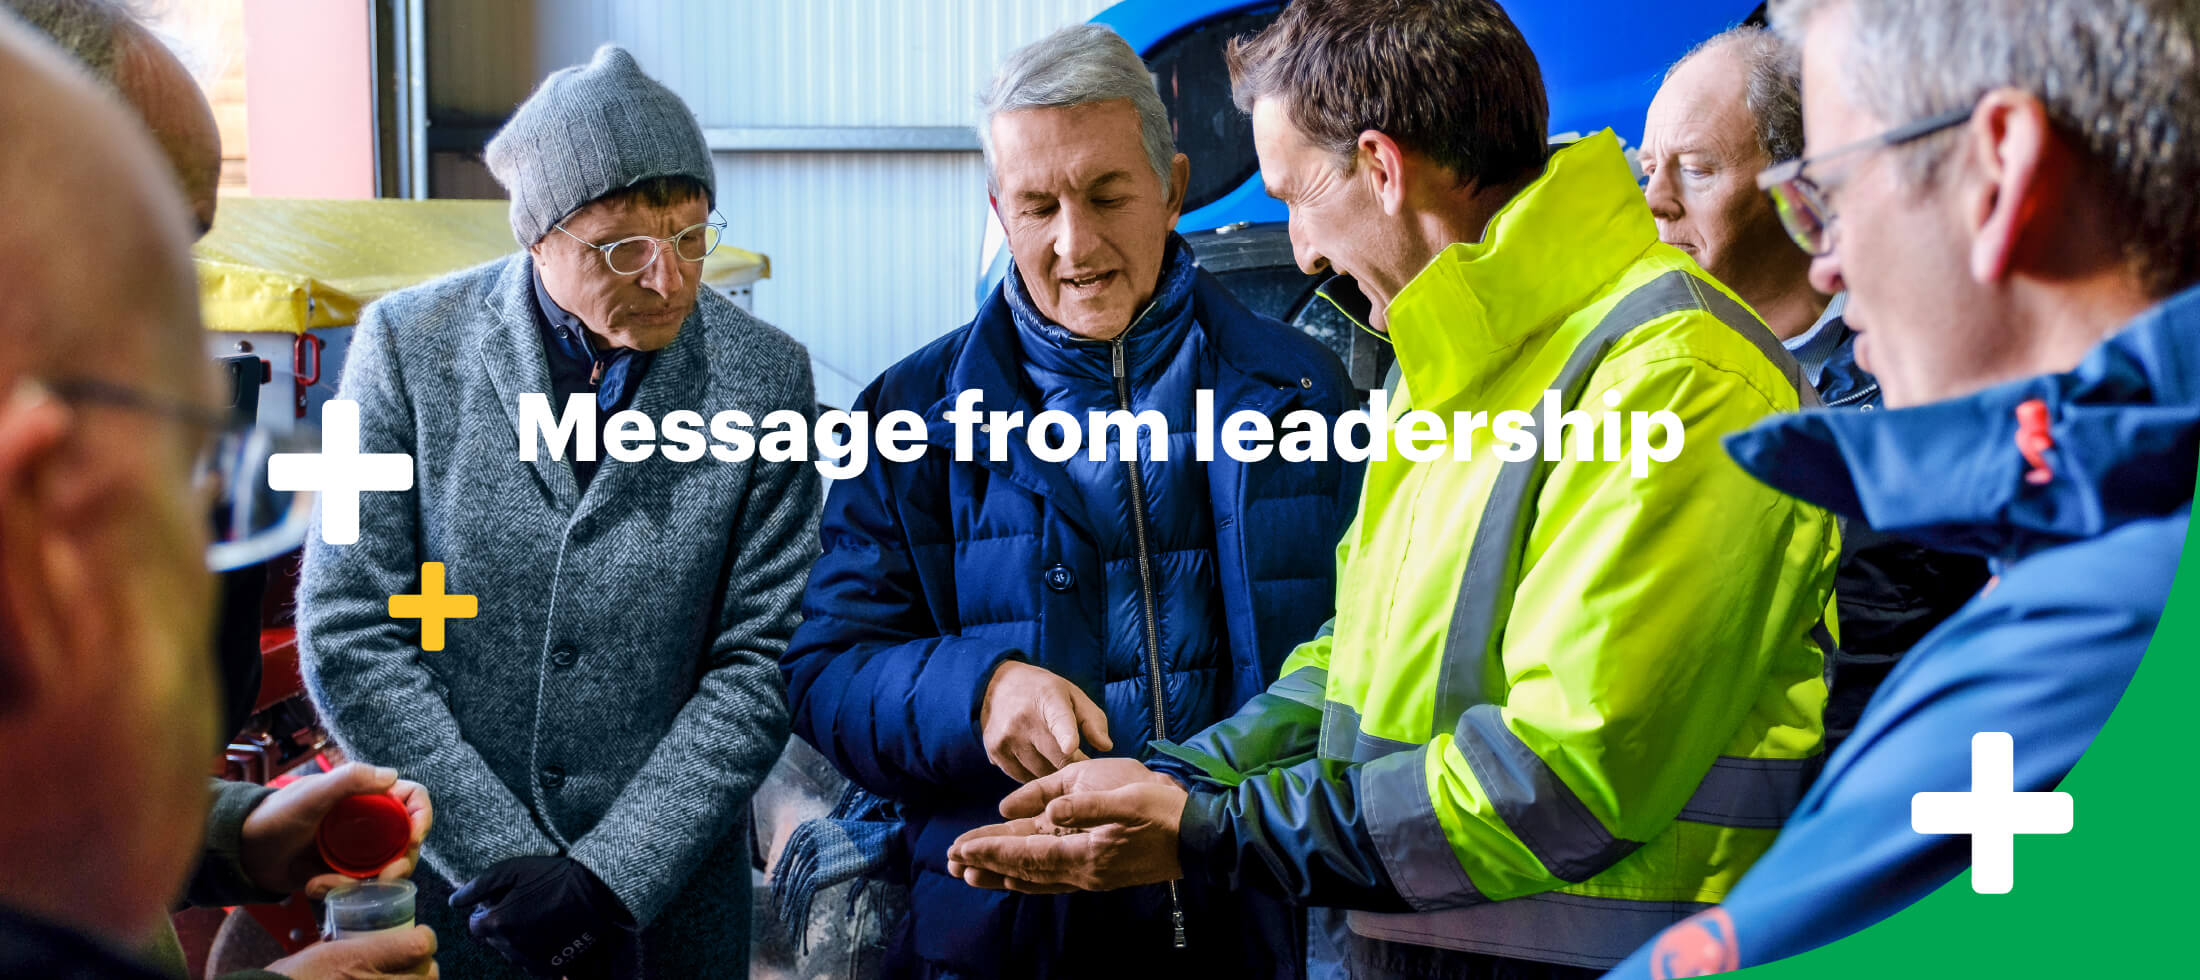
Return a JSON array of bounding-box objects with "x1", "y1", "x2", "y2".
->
[{"x1": 242, "y1": 0, "x2": 375, "y2": 198}]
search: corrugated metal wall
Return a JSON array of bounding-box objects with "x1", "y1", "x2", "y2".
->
[{"x1": 427, "y1": 0, "x2": 1116, "y2": 408}]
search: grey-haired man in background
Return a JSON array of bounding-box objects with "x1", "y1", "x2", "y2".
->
[
  {"x1": 1641, "y1": 25, "x2": 1990, "y2": 750},
  {"x1": 299, "y1": 44, "x2": 817, "y2": 979}
]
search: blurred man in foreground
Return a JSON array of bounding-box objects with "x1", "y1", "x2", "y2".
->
[
  {"x1": 1611, "y1": 0, "x2": 2200, "y2": 972},
  {"x1": 0, "y1": 12, "x2": 435, "y2": 979},
  {"x1": 4, "y1": 2, "x2": 437, "y2": 978}
]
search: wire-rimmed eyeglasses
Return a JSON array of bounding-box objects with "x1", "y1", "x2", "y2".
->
[
  {"x1": 1756, "y1": 106, "x2": 1975, "y2": 256},
  {"x1": 48, "y1": 378, "x2": 315, "y2": 572},
  {"x1": 554, "y1": 214, "x2": 726, "y2": 276}
]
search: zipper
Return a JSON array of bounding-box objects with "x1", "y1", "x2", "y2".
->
[{"x1": 1109, "y1": 332, "x2": 1188, "y2": 950}]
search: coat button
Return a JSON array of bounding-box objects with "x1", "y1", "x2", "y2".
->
[
  {"x1": 550, "y1": 646, "x2": 579, "y2": 669},
  {"x1": 539, "y1": 765, "x2": 566, "y2": 790},
  {"x1": 1299, "y1": 376, "x2": 1314, "y2": 388},
  {"x1": 1043, "y1": 564, "x2": 1075, "y2": 592}
]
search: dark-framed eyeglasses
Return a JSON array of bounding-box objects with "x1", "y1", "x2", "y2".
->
[
  {"x1": 554, "y1": 213, "x2": 726, "y2": 276},
  {"x1": 48, "y1": 378, "x2": 315, "y2": 572},
  {"x1": 1756, "y1": 106, "x2": 1975, "y2": 256}
]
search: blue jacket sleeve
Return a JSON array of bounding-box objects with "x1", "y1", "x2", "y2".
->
[
  {"x1": 780, "y1": 387, "x2": 1017, "y2": 808},
  {"x1": 1605, "y1": 568, "x2": 2160, "y2": 978}
]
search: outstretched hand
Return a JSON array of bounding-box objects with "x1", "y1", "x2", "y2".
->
[
  {"x1": 997, "y1": 756, "x2": 1180, "y2": 819},
  {"x1": 946, "y1": 780, "x2": 1188, "y2": 893}
]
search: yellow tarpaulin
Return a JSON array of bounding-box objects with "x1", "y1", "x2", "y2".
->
[{"x1": 194, "y1": 197, "x2": 771, "y2": 334}]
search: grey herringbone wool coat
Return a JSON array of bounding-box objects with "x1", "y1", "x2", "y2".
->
[{"x1": 298, "y1": 253, "x2": 817, "y2": 978}]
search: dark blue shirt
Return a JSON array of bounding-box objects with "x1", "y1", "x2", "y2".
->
[{"x1": 532, "y1": 262, "x2": 653, "y2": 488}]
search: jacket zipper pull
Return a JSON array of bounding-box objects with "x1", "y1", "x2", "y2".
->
[
  {"x1": 1169, "y1": 881, "x2": 1188, "y2": 948},
  {"x1": 1112, "y1": 337, "x2": 1126, "y2": 381}
]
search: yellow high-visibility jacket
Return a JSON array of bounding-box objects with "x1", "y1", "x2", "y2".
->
[{"x1": 1158, "y1": 131, "x2": 1838, "y2": 971}]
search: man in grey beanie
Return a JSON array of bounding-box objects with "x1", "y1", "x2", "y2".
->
[{"x1": 299, "y1": 43, "x2": 817, "y2": 979}]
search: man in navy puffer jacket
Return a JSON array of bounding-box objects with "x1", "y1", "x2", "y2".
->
[{"x1": 781, "y1": 24, "x2": 1357, "y2": 980}]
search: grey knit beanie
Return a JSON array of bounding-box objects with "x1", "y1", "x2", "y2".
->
[{"x1": 485, "y1": 44, "x2": 716, "y2": 246}]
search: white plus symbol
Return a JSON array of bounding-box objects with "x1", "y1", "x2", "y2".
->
[
  {"x1": 1911, "y1": 732, "x2": 2073, "y2": 894},
  {"x1": 268, "y1": 399, "x2": 414, "y2": 546}
]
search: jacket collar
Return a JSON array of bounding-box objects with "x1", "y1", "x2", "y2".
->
[
  {"x1": 1786, "y1": 299, "x2": 1881, "y2": 407},
  {"x1": 1785, "y1": 294, "x2": 1848, "y2": 387},
  {"x1": 924, "y1": 265, "x2": 1315, "y2": 423},
  {"x1": 531, "y1": 263, "x2": 655, "y2": 412},
  {"x1": 0, "y1": 904, "x2": 166, "y2": 980},
  {"x1": 1004, "y1": 233, "x2": 1199, "y2": 389},
  {"x1": 476, "y1": 254, "x2": 706, "y2": 514},
  {"x1": 921, "y1": 266, "x2": 1324, "y2": 531},
  {"x1": 1384, "y1": 130, "x2": 1657, "y2": 409},
  {"x1": 1725, "y1": 282, "x2": 2200, "y2": 562}
]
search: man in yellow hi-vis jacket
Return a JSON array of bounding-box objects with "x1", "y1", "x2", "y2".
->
[{"x1": 948, "y1": 2, "x2": 1839, "y2": 976}]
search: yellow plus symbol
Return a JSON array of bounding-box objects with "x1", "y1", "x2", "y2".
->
[{"x1": 388, "y1": 562, "x2": 477, "y2": 652}]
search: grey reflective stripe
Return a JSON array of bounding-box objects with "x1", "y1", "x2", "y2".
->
[
  {"x1": 1436, "y1": 269, "x2": 1811, "y2": 726},
  {"x1": 1332, "y1": 273, "x2": 1814, "y2": 967},
  {"x1": 1429, "y1": 269, "x2": 1822, "y2": 835},
  {"x1": 1363, "y1": 745, "x2": 1483, "y2": 909},
  {"x1": 1675, "y1": 755, "x2": 1816, "y2": 828},
  {"x1": 1689, "y1": 275, "x2": 1823, "y2": 410},
  {"x1": 1321, "y1": 699, "x2": 1418, "y2": 762},
  {"x1": 1347, "y1": 892, "x2": 1713, "y2": 971},
  {"x1": 1453, "y1": 705, "x2": 1641, "y2": 882},
  {"x1": 1814, "y1": 620, "x2": 1841, "y2": 707},
  {"x1": 1270, "y1": 664, "x2": 1328, "y2": 711}
]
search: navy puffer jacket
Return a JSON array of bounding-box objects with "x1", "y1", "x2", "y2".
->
[
  {"x1": 782, "y1": 251, "x2": 1357, "y2": 979},
  {"x1": 1005, "y1": 240, "x2": 1227, "y2": 747}
]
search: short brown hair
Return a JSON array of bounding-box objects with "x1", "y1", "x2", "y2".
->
[{"x1": 1226, "y1": 0, "x2": 1549, "y2": 188}]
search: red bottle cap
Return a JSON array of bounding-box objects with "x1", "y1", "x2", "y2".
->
[{"x1": 317, "y1": 792, "x2": 411, "y2": 878}]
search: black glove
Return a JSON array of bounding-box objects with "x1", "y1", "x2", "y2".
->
[{"x1": 449, "y1": 855, "x2": 642, "y2": 980}]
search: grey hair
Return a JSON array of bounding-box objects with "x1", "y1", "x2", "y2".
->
[
  {"x1": 978, "y1": 23, "x2": 1175, "y2": 193},
  {"x1": 1669, "y1": 25, "x2": 1804, "y2": 164},
  {"x1": 0, "y1": 0, "x2": 145, "y2": 83},
  {"x1": 1770, "y1": 0, "x2": 2200, "y2": 295}
]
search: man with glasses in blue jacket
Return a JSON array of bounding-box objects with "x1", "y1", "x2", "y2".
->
[{"x1": 1611, "y1": 0, "x2": 2200, "y2": 973}]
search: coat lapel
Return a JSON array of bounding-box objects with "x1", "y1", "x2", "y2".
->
[
  {"x1": 474, "y1": 255, "x2": 582, "y2": 512},
  {"x1": 923, "y1": 290, "x2": 1096, "y2": 538}
]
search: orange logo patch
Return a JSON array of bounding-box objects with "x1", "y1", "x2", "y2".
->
[{"x1": 1650, "y1": 907, "x2": 1739, "y2": 978}]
